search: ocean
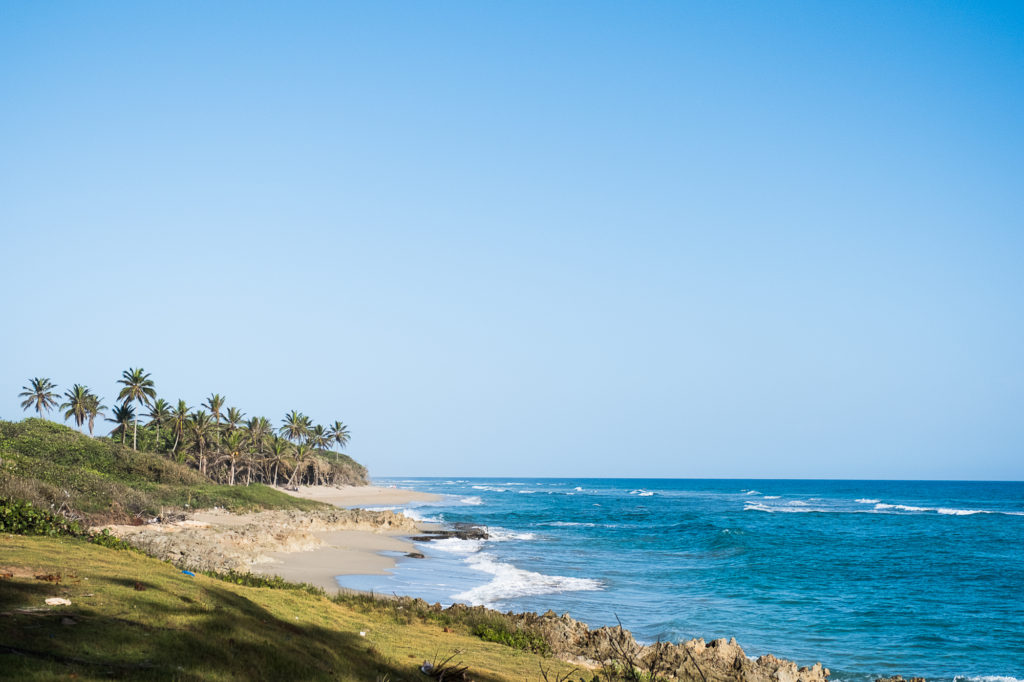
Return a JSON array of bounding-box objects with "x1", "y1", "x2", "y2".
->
[{"x1": 335, "y1": 478, "x2": 1024, "y2": 681}]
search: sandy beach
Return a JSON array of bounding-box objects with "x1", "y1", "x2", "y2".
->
[
  {"x1": 250, "y1": 485, "x2": 440, "y2": 590},
  {"x1": 277, "y1": 483, "x2": 442, "y2": 508}
]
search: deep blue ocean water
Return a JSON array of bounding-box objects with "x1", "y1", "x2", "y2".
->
[{"x1": 335, "y1": 478, "x2": 1024, "y2": 681}]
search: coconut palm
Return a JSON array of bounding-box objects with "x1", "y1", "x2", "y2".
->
[
  {"x1": 203, "y1": 394, "x2": 226, "y2": 443},
  {"x1": 84, "y1": 393, "x2": 106, "y2": 436},
  {"x1": 217, "y1": 430, "x2": 246, "y2": 486},
  {"x1": 307, "y1": 424, "x2": 330, "y2": 451},
  {"x1": 117, "y1": 368, "x2": 156, "y2": 450},
  {"x1": 19, "y1": 377, "x2": 59, "y2": 417},
  {"x1": 146, "y1": 398, "x2": 173, "y2": 450},
  {"x1": 224, "y1": 406, "x2": 245, "y2": 434},
  {"x1": 60, "y1": 384, "x2": 91, "y2": 430},
  {"x1": 169, "y1": 400, "x2": 191, "y2": 456},
  {"x1": 287, "y1": 443, "x2": 313, "y2": 486},
  {"x1": 107, "y1": 402, "x2": 135, "y2": 444},
  {"x1": 265, "y1": 435, "x2": 289, "y2": 486},
  {"x1": 188, "y1": 410, "x2": 215, "y2": 475},
  {"x1": 328, "y1": 421, "x2": 351, "y2": 451},
  {"x1": 279, "y1": 410, "x2": 311, "y2": 445}
]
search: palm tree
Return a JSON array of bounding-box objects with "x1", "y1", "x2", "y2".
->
[
  {"x1": 19, "y1": 377, "x2": 59, "y2": 417},
  {"x1": 107, "y1": 402, "x2": 135, "y2": 444},
  {"x1": 204, "y1": 394, "x2": 226, "y2": 444},
  {"x1": 84, "y1": 392, "x2": 106, "y2": 436},
  {"x1": 218, "y1": 430, "x2": 245, "y2": 486},
  {"x1": 224, "y1": 406, "x2": 245, "y2": 434},
  {"x1": 117, "y1": 368, "x2": 156, "y2": 450},
  {"x1": 146, "y1": 398, "x2": 172, "y2": 451},
  {"x1": 265, "y1": 435, "x2": 289, "y2": 486},
  {"x1": 328, "y1": 421, "x2": 351, "y2": 451},
  {"x1": 307, "y1": 424, "x2": 330, "y2": 451},
  {"x1": 60, "y1": 384, "x2": 91, "y2": 431},
  {"x1": 279, "y1": 410, "x2": 310, "y2": 445},
  {"x1": 169, "y1": 400, "x2": 191, "y2": 456},
  {"x1": 287, "y1": 443, "x2": 313, "y2": 486},
  {"x1": 188, "y1": 410, "x2": 215, "y2": 475}
]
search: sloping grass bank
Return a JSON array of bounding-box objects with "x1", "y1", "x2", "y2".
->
[
  {"x1": 0, "y1": 534, "x2": 584, "y2": 681},
  {"x1": 0, "y1": 419, "x2": 325, "y2": 524}
]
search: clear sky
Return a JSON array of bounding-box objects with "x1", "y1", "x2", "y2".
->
[{"x1": 2, "y1": 2, "x2": 1022, "y2": 479}]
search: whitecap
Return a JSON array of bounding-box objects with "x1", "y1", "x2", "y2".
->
[
  {"x1": 542, "y1": 521, "x2": 596, "y2": 527},
  {"x1": 574, "y1": 486, "x2": 584, "y2": 491},
  {"x1": 763, "y1": 495, "x2": 780, "y2": 499},
  {"x1": 787, "y1": 500, "x2": 810, "y2": 507},
  {"x1": 471, "y1": 485, "x2": 507, "y2": 493},
  {"x1": 459, "y1": 496, "x2": 483, "y2": 506},
  {"x1": 744, "y1": 490, "x2": 761, "y2": 496},
  {"x1": 452, "y1": 553, "x2": 603, "y2": 606},
  {"x1": 855, "y1": 499, "x2": 880, "y2": 504},
  {"x1": 429, "y1": 537, "x2": 484, "y2": 554},
  {"x1": 937, "y1": 508, "x2": 984, "y2": 516},
  {"x1": 955, "y1": 676, "x2": 1024, "y2": 682},
  {"x1": 400, "y1": 508, "x2": 444, "y2": 523},
  {"x1": 487, "y1": 528, "x2": 537, "y2": 542}
]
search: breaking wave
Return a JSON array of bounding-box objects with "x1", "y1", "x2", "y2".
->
[{"x1": 452, "y1": 553, "x2": 604, "y2": 606}]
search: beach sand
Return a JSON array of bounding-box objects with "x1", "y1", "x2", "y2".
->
[
  {"x1": 250, "y1": 484, "x2": 440, "y2": 591},
  {"x1": 277, "y1": 483, "x2": 441, "y2": 508}
]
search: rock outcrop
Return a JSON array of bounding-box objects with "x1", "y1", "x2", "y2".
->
[
  {"x1": 399, "y1": 599, "x2": 830, "y2": 682},
  {"x1": 99, "y1": 508, "x2": 418, "y2": 573}
]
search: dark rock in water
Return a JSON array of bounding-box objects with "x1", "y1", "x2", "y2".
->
[
  {"x1": 405, "y1": 552, "x2": 425, "y2": 559},
  {"x1": 409, "y1": 523, "x2": 488, "y2": 542}
]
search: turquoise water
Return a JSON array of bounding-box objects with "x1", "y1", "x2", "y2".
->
[{"x1": 336, "y1": 479, "x2": 1024, "y2": 681}]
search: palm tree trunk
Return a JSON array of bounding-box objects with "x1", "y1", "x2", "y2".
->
[{"x1": 133, "y1": 417, "x2": 138, "y2": 450}]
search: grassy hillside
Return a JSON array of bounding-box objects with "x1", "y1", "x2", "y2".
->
[
  {"x1": 0, "y1": 534, "x2": 585, "y2": 681},
  {"x1": 0, "y1": 419, "x2": 325, "y2": 524}
]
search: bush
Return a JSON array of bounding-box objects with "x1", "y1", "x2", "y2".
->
[
  {"x1": 472, "y1": 621, "x2": 551, "y2": 655},
  {"x1": 0, "y1": 498, "x2": 83, "y2": 536}
]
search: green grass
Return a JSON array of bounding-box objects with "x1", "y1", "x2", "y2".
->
[
  {"x1": 0, "y1": 534, "x2": 589, "y2": 681},
  {"x1": 0, "y1": 419, "x2": 325, "y2": 524}
]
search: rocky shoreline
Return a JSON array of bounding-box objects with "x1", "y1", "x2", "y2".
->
[
  {"x1": 99, "y1": 506, "x2": 931, "y2": 681},
  {"x1": 99, "y1": 508, "x2": 419, "y2": 573}
]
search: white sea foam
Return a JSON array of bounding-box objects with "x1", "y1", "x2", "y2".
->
[
  {"x1": 573, "y1": 486, "x2": 584, "y2": 491},
  {"x1": 855, "y1": 498, "x2": 880, "y2": 504},
  {"x1": 955, "y1": 677, "x2": 1024, "y2": 682},
  {"x1": 744, "y1": 490, "x2": 762, "y2": 496},
  {"x1": 452, "y1": 553, "x2": 603, "y2": 606},
  {"x1": 787, "y1": 500, "x2": 810, "y2": 506},
  {"x1": 459, "y1": 496, "x2": 483, "y2": 506},
  {"x1": 517, "y1": 490, "x2": 535, "y2": 494},
  {"x1": 487, "y1": 528, "x2": 537, "y2": 542},
  {"x1": 745, "y1": 503, "x2": 810, "y2": 513},
  {"x1": 763, "y1": 495, "x2": 780, "y2": 499},
  {"x1": 429, "y1": 537, "x2": 484, "y2": 554},
  {"x1": 542, "y1": 521, "x2": 596, "y2": 527},
  {"x1": 399, "y1": 508, "x2": 443, "y2": 523},
  {"x1": 937, "y1": 507, "x2": 983, "y2": 516},
  {"x1": 629, "y1": 489, "x2": 654, "y2": 496},
  {"x1": 471, "y1": 485, "x2": 507, "y2": 493}
]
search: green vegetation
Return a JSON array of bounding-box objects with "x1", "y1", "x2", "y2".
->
[
  {"x1": 0, "y1": 418, "x2": 325, "y2": 524},
  {"x1": 11, "y1": 370, "x2": 368, "y2": 489},
  {"x1": 0, "y1": 534, "x2": 589, "y2": 681}
]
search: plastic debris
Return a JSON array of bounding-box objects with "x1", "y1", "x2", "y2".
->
[
  {"x1": 359, "y1": 631, "x2": 366, "y2": 637},
  {"x1": 45, "y1": 597, "x2": 71, "y2": 606},
  {"x1": 181, "y1": 570, "x2": 195, "y2": 577}
]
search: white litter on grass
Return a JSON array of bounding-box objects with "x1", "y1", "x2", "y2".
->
[
  {"x1": 45, "y1": 597, "x2": 71, "y2": 606},
  {"x1": 359, "y1": 631, "x2": 366, "y2": 637}
]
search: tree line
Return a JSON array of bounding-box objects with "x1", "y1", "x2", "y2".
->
[{"x1": 17, "y1": 371, "x2": 362, "y2": 487}]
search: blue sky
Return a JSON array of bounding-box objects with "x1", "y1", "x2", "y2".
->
[{"x1": 1, "y1": 2, "x2": 1022, "y2": 479}]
